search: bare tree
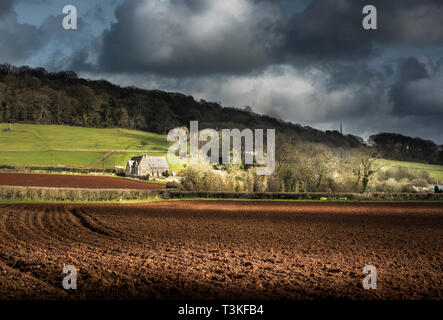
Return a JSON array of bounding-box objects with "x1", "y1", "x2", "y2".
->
[{"x1": 349, "y1": 148, "x2": 382, "y2": 193}]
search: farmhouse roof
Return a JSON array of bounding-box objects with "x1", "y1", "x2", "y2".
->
[
  {"x1": 146, "y1": 156, "x2": 169, "y2": 169},
  {"x1": 129, "y1": 155, "x2": 169, "y2": 169},
  {"x1": 130, "y1": 156, "x2": 143, "y2": 164}
]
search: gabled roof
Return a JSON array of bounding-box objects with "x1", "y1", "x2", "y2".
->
[
  {"x1": 130, "y1": 156, "x2": 143, "y2": 164},
  {"x1": 146, "y1": 156, "x2": 169, "y2": 169},
  {"x1": 128, "y1": 155, "x2": 169, "y2": 169}
]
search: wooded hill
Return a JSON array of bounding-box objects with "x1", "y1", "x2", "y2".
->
[
  {"x1": 0, "y1": 64, "x2": 363, "y2": 148},
  {"x1": 369, "y1": 133, "x2": 442, "y2": 164},
  {"x1": 0, "y1": 64, "x2": 441, "y2": 164}
]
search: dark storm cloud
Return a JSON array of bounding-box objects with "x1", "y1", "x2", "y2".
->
[
  {"x1": 281, "y1": 0, "x2": 443, "y2": 64},
  {"x1": 0, "y1": 0, "x2": 60, "y2": 64},
  {"x1": 390, "y1": 57, "x2": 443, "y2": 117},
  {"x1": 0, "y1": 0, "x2": 15, "y2": 16},
  {"x1": 98, "y1": 0, "x2": 281, "y2": 76},
  {"x1": 396, "y1": 58, "x2": 429, "y2": 82},
  {"x1": 0, "y1": 11, "x2": 42, "y2": 63},
  {"x1": 282, "y1": 0, "x2": 376, "y2": 63},
  {"x1": 376, "y1": 0, "x2": 443, "y2": 45},
  {"x1": 90, "y1": 0, "x2": 443, "y2": 76}
]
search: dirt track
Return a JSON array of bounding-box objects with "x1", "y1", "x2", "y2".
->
[
  {"x1": 0, "y1": 201, "x2": 441, "y2": 300},
  {"x1": 0, "y1": 173, "x2": 165, "y2": 189}
]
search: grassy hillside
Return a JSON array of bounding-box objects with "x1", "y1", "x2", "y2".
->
[
  {"x1": 0, "y1": 123, "x2": 180, "y2": 170},
  {"x1": 378, "y1": 159, "x2": 443, "y2": 184},
  {"x1": 1, "y1": 123, "x2": 442, "y2": 182}
]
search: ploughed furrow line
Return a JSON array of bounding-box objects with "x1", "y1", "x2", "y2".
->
[
  {"x1": 2, "y1": 210, "x2": 33, "y2": 245},
  {"x1": 32, "y1": 207, "x2": 68, "y2": 243},
  {"x1": 0, "y1": 208, "x2": 13, "y2": 242},
  {"x1": 0, "y1": 202, "x2": 441, "y2": 300},
  {"x1": 0, "y1": 259, "x2": 66, "y2": 300},
  {"x1": 49, "y1": 206, "x2": 88, "y2": 243},
  {"x1": 70, "y1": 207, "x2": 122, "y2": 239},
  {"x1": 23, "y1": 208, "x2": 56, "y2": 244},
  {"x1": 0, "y1": 209, "x2": 59, "y2": 291},
  {"x1": 0, "y1": 242, "x2": 67, "y2": 296},
  {"x1": 0, "y1": 206, "x2": 93, "y2": 298}
]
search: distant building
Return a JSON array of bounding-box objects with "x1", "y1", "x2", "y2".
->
[{"x1": 125, "y1": 154, "x2": 169, "y2": 178}]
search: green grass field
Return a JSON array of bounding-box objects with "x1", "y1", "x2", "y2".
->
[
  {"x1": 1, "y1": 123, "x2": 442, "y2": 180},
  {"x1": 0, "y1": 123, "x2": 183, "y2": 170},
  {"x1": 377, "y1": 159, "x2": 443, "y2": 183}
]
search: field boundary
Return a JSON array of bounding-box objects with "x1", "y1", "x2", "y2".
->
[
  {"x1": 0, "y1": 165, "x2": 115, "y2": 174},
  {"x1": 167, "y1": 191, "x2": 443, "y2": 201},
  {"x1": 0, "y1": 186, "x2": 167, "y2": 202},
  {"x1": 1, "y1": 187, "x2": 443, "y2": 202}
]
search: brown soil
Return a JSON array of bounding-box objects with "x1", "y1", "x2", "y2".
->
[
  {"x1": 0, "y1": 201, "x2": 441, "y2": 300},
  {"x1": 0, "y1": 173, "x2": 165, "y2": 189}
]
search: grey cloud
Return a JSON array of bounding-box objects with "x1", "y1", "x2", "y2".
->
[
  {"x1": 281, "y1": 0, "x2": 443, "y2": 65},
  {"x1": 98, "y1": 0, "x2": 281, "y2": 76},
  {"x1": 0, "y1": 11, "x2": 42, "y2": 63},
  {"x1": 73, "y1": 0, "x2": 443, "y2": 76},
  {"x1": 323, "y1": 63, "x2": 383, "y2": 91},
  {"x1": 88, "y1": 4, "x2": 105, "y2": 24},
  {"x1": 396, "y1": 57, "x2": 429, "y2": 82},
  {"x1": 0, "y1": 0, "x2": 15, "y2": 16},
  {"x1": 379, "y1": 0, "x2": 443, "y2": 46},
  {"x1": 282, "y1": 0, "x2": 376, "y2": 63},
  {"x1": 39, "y1": 14, "x2": 82, "y2": 36},
  {"x1": 389, "y1": 57, "x2": 443, "y2": 116}
]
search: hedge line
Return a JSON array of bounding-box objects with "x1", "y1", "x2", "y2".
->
[
  {"x1": 1, "y1": 187, "x2": 442, "y2": 202},
  {"x1": 167, "y1": 191, "x2": 443, "y2": 201},
  {"x1": 0, "y1": 186, "x2": 166, "y2": 202},
  {"x1": 0, "y1": 165, "x2": 115, "y2": 174}
]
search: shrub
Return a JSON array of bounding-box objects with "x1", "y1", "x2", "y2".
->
[
  {"x1": 410, "y1": 178, "x2": 430, "y2": 188},
  {"x1": 181, "y1": 163, "x2": 259, "y2": 192},
  {"x1": 417, "y1": 170, "x2": 430, "y2": 181},
  {"x1": 379, "y1": 166, "x2": 432, "y2": 184},
  {"x1": 166, "y1": 181, "x2": 181, "y2": 189},
  {"x1": 375, "y1": 178, "x2": 404, "y2": 193}
]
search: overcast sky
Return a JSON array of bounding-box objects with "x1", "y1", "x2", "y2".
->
[{"x1": 1, "y1": 0, "x2": 443, "y2": 143}]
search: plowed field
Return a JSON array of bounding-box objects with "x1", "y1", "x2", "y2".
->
[
  {"x1": 0, "y1": 201, "x2": 441, "y2": 300},
  {"x1": 0, "y1": 173, "x2": 165, "y2": 189}
]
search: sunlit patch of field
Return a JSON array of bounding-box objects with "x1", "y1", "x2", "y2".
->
[
  {"x1": 0, "y1": 123, "x2": 183, "y2": 170},
  {"x1": 377, "y1": 159, "x2": 443, "y2": 182}
]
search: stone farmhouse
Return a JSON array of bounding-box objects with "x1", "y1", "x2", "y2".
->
[{"x1": 125, "y1": 154, "x2": 169, "y2": 178}]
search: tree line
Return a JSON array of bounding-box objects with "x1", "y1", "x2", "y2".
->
[{"x1": 369, "y1": 133, "x2": 442, "y2": 164}]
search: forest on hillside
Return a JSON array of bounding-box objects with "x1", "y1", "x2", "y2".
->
[
  {"x1": 0, "y1": 64, "x2": 363, "y2": 147},
  {"x1": 0, "y1": 64, "x2": 441, "y2": 164}
]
